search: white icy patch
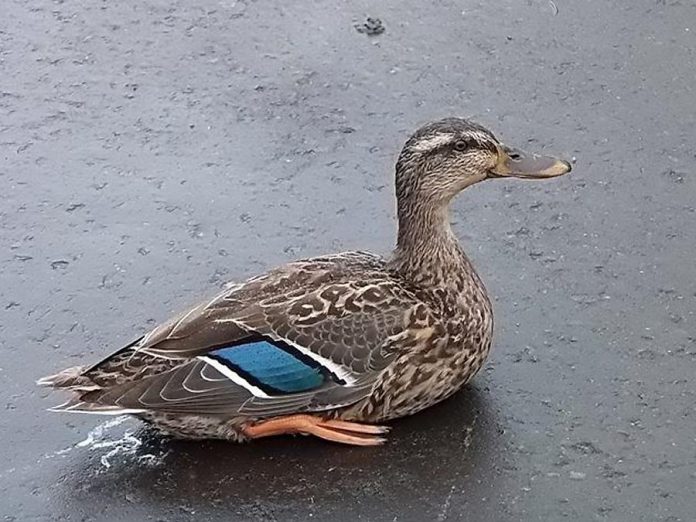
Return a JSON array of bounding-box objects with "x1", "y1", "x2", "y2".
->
[
  {"x1": 45, "y1": 416, "x2": 168, "y2": 469},
  {"x1": 75, "y1": 416, "x2": 130, "y2": 449}
]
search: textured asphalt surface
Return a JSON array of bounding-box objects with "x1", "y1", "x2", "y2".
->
[{"x1": 2, "y1": 1, "x2": 695, "y2": 520}]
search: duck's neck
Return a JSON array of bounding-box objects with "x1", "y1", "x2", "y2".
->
[{"x1": 388, "y1": 195, "x2": 472, "y2": 286}]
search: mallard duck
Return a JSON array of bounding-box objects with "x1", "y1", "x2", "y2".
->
[{"x1": 38, "y1": 118, "x2": 570, "y2": 446}]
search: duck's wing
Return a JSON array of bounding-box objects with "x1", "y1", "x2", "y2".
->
[
  {"x1": 57, "y1": 253, "x2": 435, "y2": 418},
  {"x1": 135, "y1": 251, "x2": 396, "y2": 360}
]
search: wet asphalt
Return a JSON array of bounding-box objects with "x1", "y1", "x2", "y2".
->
[{"x1": 2, "y1": 1, "x2": 695, "y2": 520}]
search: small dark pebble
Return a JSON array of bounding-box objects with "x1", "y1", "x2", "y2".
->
[{"x1": 355, "y1": 17, "x2": 385, "y2": 36}]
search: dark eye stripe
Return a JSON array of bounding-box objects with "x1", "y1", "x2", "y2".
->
[
  {"x1": 479, "y1": 140, "x2": 498, "y2": 154},
  {"x1": 449, "y1": 138, "x2": 497, "y2": 154}
]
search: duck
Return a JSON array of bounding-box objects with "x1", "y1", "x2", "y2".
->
[{"x1": 38, "y1": 117, "x2": 570, "y2": 446}]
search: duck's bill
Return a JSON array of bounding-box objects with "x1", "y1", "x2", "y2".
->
[{"x1": 489, "y1": 145, "x2": 571, "y2": 179}]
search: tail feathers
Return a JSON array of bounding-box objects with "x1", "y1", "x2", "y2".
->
[
  {"x1": 36, "y1": 365, "x2": 100, "y2": 390},
  {"x1": 37, "y1": 337, "x2": 147, "y2": 391},
  {"x1": 48, "y1": 397, "x2": 145, "y2": 415}
]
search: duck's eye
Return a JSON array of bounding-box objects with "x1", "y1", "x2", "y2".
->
[{"x1": 453, "y1": 140, "x2": 469, "y2": 152}]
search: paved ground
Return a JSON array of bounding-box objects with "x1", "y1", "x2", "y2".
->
[{"x1": 2, "y1": 0, "x2": 695, "y2": 520}]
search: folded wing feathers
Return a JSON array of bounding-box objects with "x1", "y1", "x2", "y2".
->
[{"x1": 43, "y1": 253, "x2": 422, "y2": 418}]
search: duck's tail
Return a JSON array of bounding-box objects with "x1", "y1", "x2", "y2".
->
[
  {"x1": 38, "y1": 366, "x2": 145, "y2": 415},
  {"x1": 37, "y1": 337, "x2": 147, "y2": 393},
  {"x1": 36, "y1": 365, "x2": 98, "y2": 391}
]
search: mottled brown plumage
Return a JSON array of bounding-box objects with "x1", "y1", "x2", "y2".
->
[{"x1": 39, "y1": 117, "x2": 570, "y2": 445}]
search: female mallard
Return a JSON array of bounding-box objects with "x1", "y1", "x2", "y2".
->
[{"x1": 39, "y1": 118, "x2": 570, "y2": 445}]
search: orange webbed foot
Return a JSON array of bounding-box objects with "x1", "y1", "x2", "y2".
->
[{"x1": 243, "y1": 414, "x2": 389, "y2": 446}]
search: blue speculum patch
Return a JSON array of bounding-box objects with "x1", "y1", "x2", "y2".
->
[{"x1": 210, "y1": 340, "x2": 325, "y2": 393}]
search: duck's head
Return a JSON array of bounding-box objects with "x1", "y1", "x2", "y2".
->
[{"x1": 395, "y1": 117, "x2": 571, "y2": 203}]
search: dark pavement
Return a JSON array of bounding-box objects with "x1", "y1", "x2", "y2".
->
[{"x1": 2, "y1": 1, "x2": 695, "y2": 520}]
